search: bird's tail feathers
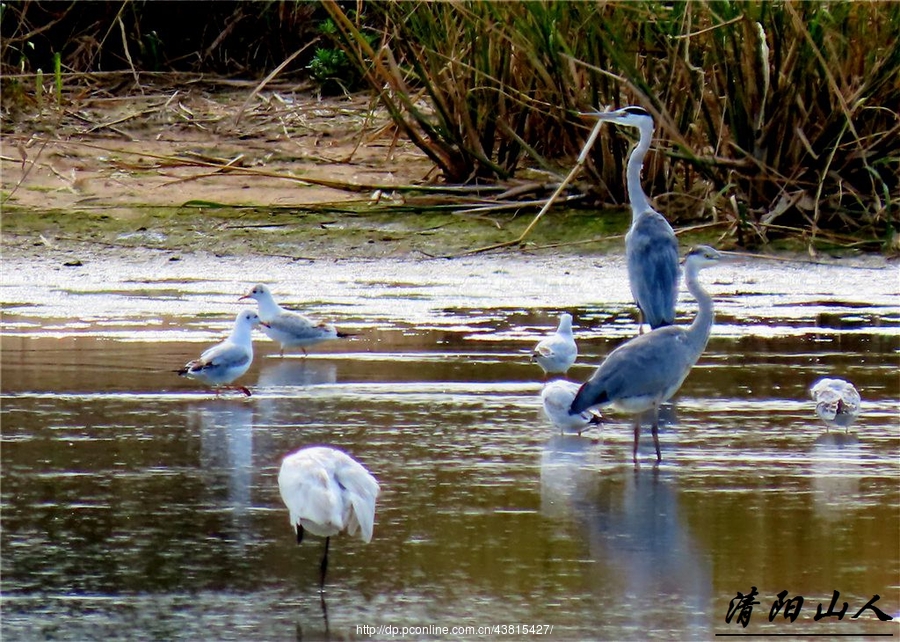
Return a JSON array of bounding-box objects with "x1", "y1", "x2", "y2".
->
[
  {"x1": 348, "y1": 494, "x2": 376, "y2": 543},
  {"x1": 569, "y1": 380, "x2": 609, "y2": 415},
  {"x1": 337, "y1": 331, "x2": 355, "y2": 339}
]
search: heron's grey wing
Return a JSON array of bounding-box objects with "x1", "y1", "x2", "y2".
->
[
  {"x1": 571, "y1": 328, "x2": 689, "y2": 413},
  {"x1": 626, "y1": 212, "x2": 680, "y2": 328}
]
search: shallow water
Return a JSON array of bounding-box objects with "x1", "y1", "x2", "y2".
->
[{"x1": 2, "y1": 251, "x2": 899, "y2": 640}]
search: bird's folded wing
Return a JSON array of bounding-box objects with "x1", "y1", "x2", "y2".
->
[
  {"x1": 199, "y1": 342, "x2": 250, "y2": 369},
  {"x1": 334, "y1": 461, "x2": 380, "y2": 543},
  {"x1": 270, "y1": 311, "x2": 324, "y2": 338}
]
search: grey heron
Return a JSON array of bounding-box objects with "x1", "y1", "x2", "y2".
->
[
  {"x1": 532, "y1": 312, "x2": 578, "y2": 376},
  {"x1": 569, "y1": 245, "x2": 723, "y2": 463},
  {"x1": 278, "y1": 446, "x2": 380, "y2": 590},
  {"x1": 591, "y1": 106, "x2": 680, "y2": 332},
  {"x1": 177, "y1": 309, "x2": 267, "y2": 396},
  {"x1": 810, "y1": 378, "x2": 861, "y2": 432},
  {"x1": 240, "y1": 283, "x2": 351, "y2": 357}
]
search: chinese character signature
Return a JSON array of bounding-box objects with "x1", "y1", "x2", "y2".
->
[{"x1": 725, "y1": 589, "x2": 893, "y2": 628}]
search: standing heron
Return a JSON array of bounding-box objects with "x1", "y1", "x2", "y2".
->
[
  {"x1": 531, "y1": 313, "x2": 578, "y2": 377},
  {"x1": 569, "y1": 246, "x2": 723, "y2": 463},
  {"x1": 810, "y1": 378, "x2": 861, "y2": 432},
  {"x1": 591, "y1": 106, "x2": 680, "y2": 332},
  {"x1": 240, "y1": 283, "x2": 351, "y2": 357},
  {"x1": 177, "y1": 309, "x2": 267, "y2": 396},
  {"x1": 278, "y1": 446, "x2": 380, "y2": 590}
]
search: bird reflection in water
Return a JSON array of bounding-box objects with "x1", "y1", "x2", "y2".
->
[{"x1": 540, "y1": 441, "x2": 711, "y2": 638}]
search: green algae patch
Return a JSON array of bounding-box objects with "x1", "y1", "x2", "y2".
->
[{"x1": 2, "y1": 199, "x2": 645, "y2": 261}]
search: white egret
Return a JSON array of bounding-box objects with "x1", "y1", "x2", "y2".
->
[{"x1": 278, "y1": 446, "x2": 380, "y2": 590}]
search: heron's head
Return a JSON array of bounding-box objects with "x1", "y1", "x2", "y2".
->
[
  {"x1": 682, "y1": 245, "x2": 723, "y2": 269},
  {"x1": 583, "y1": 105, "x2": 654, "y2": 129}
]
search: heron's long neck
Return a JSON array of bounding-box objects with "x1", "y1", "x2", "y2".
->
[
  {"x1": 685, "y1": 264, "x2": 714, "y2": 358},
  {"x1": 626, "y1": 125, "x2": 653, "y2": 220}
]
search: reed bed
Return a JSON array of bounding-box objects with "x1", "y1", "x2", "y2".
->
[
  {"x1": 323, "y1": 0, "x2": 899, "y2": 248},
  {"x1": 3, "y1": 1, "x2": 898, "y2": 252}
]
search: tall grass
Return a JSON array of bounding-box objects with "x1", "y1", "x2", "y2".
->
[{"x1": 324, "y1": 0, "x2": 899, "y2": 242}]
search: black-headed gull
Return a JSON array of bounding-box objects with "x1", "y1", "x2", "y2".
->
[
  {"x1": 541, "y1": 380, "x2": 602, "y2": 436},
  {"x1": 178, "y1": 309, "x2": 267, "y2": 396},
  {"x1": 240, "y1": 283, "x2": 350, "y2": 357},
  {"x1": 278, "y1": 446, "x2": 380, "y2": 590},
  {"x1": 810, "y1": 378, "x2": 861, "y2": 431},
  {"x1": 532, "y1": 312, "x2": 577, "y2": 376}
]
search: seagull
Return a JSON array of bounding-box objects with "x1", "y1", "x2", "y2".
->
[
  {"x1": 278, "y1": 446, "x2": 380, "y2": 590},
  {"x1": 810, "y1": 378, "x2": 861, "y2": 432},
  {"x1": 531, "y1": 313, "x2": 578, "y2": 377},
  {"x1": 569, "y1": 246, "x2": 724, "y2": 463},
  {"x1": 541, "y1": 380, "x2": 602, "y2": 436},
  {"x1": 177, "y1": 309, "x2": 267, "y2": 396},
  {"x1": 240, "y1": 283, "x2": 350, "y2": 357}
]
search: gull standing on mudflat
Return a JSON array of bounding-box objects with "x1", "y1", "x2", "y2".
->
[
  {"x1": 278, "y1": 446, "x2": 380, "y2": 590},
  {"x1": 240, "y1": 283, "x2": 350, "y2": 357},
  {"x1": 588, "y1": 106, "x2": 680, "y2": 333},
  {"x1": 177, "y1": 309, "x2": 267, "y2": 396},
  {"x1": 810, "y1": 378, "x2": 861, "y2": 432},
  {"x1": 569, "y1": 246, "x2": 724, "y2": 463},
  {"x1": 532, "y1": 313, "x2": 578, "y2": 377},
  {"x1": 541, "y1": 379, "x2": 602, "y2": 436}
]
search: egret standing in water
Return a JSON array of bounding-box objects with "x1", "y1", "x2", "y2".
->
[
  {"x1": 590, "y1": 106, "x2": 680, "y2": 332},
  {"x1": 810, "y1": 378, "x2": 861, "y2": 432},
  {"x1": 532, "y1": 313, "x2": 578, "y2": 377},
  {"x1": 569, "y1": 246, "x2": 723, "y2": 463},
  {"x1": 278, "y1": 446, "x2": 380, "y2": 590}
]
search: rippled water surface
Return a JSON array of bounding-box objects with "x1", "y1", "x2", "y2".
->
[{"x1": 2, "y1": 252, "x2": 898, "y2": 640}]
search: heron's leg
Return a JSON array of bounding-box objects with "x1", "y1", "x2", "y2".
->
[
  {"x1": 633, "y1": 420, "x2": 641, "y2": 464},
  {"x1": 319, "y1": 536, "x2": 330, "y2": 591},
  {"x1": 295, "y1": 523, "x2": 304, "y2": 545},
  {"x1": 651, "y1": 413, "x2": 661, "y2": 463}
]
